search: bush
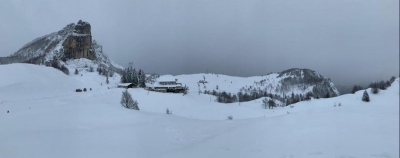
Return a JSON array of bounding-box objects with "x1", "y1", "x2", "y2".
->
[
  {"x1": 338, "y1": 103, "x2": 341, "y2": 106},
  {"x1": 351, "y1": 85, "x2": 363, "y2": 94},
  {"x1": 227, "y1": 115, "x2": 233, "y2": 120},
  {"x1": 166, "y1": 108, "x2": 172, "y2": 115}
]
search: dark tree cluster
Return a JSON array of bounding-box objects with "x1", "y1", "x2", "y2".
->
[
  {"x1": 96, "y1": 66, "x2": 113, "y2": 77},
  {"x1": 204, "y1": 90, "x2": 237, "y2": 103},
  {"x1": 367, "y1": 76, "x2": 396, "y2": 94},
  {"x1": 351, "y1": 85, "x2": 363, "y2": 94},
  {"x1": 120, "y1": 65, "x2": 146, "y2": 88},
  {"x1": 48, "y1": 60, "x2": 69, "y2": 75}
]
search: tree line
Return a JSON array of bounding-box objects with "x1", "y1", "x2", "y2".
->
[
  {"x1": 120, "y1": 65, "x2": 146, "y2": 88},
  {"x1": 351, "y1": 76, "x2": 396, "y2": 94}
]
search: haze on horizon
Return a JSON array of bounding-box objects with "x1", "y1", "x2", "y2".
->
[{"x1": 0, "y1": 0, "x2": 398, "y2": 85}]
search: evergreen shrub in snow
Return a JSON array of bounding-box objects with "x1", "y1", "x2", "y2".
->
[
  {"x1": 121, "y1": 90, "x2": 139, "y2": 110},
  {"x1": 362, "y1": 90, "x2": 370, "y2": 102}
]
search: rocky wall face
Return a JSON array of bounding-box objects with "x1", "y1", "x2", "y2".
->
[{"x1": 62, "y1": 20, "x2": 94, "y2": 60}]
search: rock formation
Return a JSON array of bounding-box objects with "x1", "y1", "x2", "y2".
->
[{"x1": 62, "y1": 20, "x2": 95, "y2": 60}]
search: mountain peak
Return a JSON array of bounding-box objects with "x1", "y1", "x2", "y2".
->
[{"x1": 1, "y1": 20, "x2": 123, "y2": 73}]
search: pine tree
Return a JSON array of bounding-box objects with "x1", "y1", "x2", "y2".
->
[
  {"x1": 371, "y1": 87, "x2": 379, "y2": 94},
  {"x1": 139, "y1": 69, "x2": 146, "y2": 88},
  {"x1": 120, "y1": 90, "x2": 139, "y2": 110},
  {"x1": 98, "y1": 67, "x2": 102, "y2": 75},
  {"x1": 351, "y1": 85, "x2": 363, "y2": 94},
  {"x1": 267, "y1": 99, "x2": 276, "y2": 109},
  {"x1": 132, "y1": 69, "x2": 138, "y2": 86},
  {"x1": 120, "y1": 69, "x2": 127, "y2": 83},
  {"x1": 262, "y1": 97, "x2": 268, "y2": 109},
  {"x1": 305, "y1": 92, "x2": 313, "y2": 100},
  {"x1": 126, "y1": 67, "x2": 132, "y2": 83},
  {"x1": 390, "y1": 76, "x2": 396, "y2": 83},
  {"x1": 183, "y1": 85, "x2": 189, "y2": 96},
  {"x1": 362, "y1": 90, "x2": 370, "y2": 102},
  {"x1": 141, "y1": 72, "x2": 146, "y2": 87}
]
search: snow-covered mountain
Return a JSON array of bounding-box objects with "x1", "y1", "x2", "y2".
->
[
  {"x1": 155, "y1": 68, "x2": 339, "y2": 101},
  {"x1": 0, "y1": 20, "x2": 123, "y2": 71}
]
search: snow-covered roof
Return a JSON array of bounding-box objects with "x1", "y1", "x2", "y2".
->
[
  {"x1": 151, "y1": 82, "x2": 182, "y2": 88},
  {"x1": 118, "y1": 83, "x2": 134, "y2": 86}
]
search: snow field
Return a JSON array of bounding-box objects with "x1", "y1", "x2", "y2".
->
[{"x1": 0, "y1": 63, "x2": 398, "y2": 158}]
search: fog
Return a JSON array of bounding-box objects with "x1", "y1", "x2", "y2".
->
[{"x1": 0, "y1": 0, "x2": 398, "y2": 84}]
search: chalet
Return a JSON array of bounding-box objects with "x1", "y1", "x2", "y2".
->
[
  {"x1": 150, "y1": 80, "x2": 185, "y2": 93},
  {"x1": 117, "y1": 83, "x2": 136, "y2": 89}
]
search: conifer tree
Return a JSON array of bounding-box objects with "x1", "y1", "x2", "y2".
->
[
  {"x1": 362, "y1": 90, "x2": 370, "y2": 102},
  {"x1": 132, "y1": 69, "x2": 138, "y2": 86},
  {"x1": 120, "y1": 90, "x2": 139, "y2": 110},
  {"x1": 138, "y1": 69, "x2": 146, "y2": 88}
]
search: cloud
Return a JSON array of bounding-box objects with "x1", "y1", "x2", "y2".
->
[{"x1": 0, "y1": 0, "x2": 398, "y2": 84}]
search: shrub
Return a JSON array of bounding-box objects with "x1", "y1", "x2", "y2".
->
[
  {"x1": 227, "y1": 115, "x2": 233, "y2": 120},
  {"x1": 89, "y1": 66, "x2": 94, "y2": 72},
  {"x1": 166, "y1": 108, "x2": 172, "y2": 115}
]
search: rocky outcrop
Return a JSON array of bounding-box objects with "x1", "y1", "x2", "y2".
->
[
  {"x1": 1, "y1": 20, "x2": 123, "y2": 73},
  {"x1": 62, "y1": 20, "x2": 95, "y2": 60}
]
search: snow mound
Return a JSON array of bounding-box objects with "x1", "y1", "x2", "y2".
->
[{"x1": 0, "y1": 63, "x2": 82, "y2": 101}]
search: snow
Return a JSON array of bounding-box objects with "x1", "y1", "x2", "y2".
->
[{"x1": 0, "y1": 63, "x2": 398, "y2": 158}]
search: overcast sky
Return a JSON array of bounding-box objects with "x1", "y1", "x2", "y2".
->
[{"x1": 0, "y1": 0, "x2": 398, "y2": 84}]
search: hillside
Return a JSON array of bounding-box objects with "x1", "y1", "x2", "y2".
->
[{"x1": 0, "y1": 63, "x2": 398, "y2": 158}]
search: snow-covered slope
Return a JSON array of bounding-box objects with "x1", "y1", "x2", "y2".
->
[
  {"x1": 0, "y1": 63, "x2": 398, "y2": 158},
  {"x1": 156, "y1": 68, "x2": 339, "y2": 101}
]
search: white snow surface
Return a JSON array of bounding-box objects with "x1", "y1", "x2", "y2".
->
[
  {"x1": 0, "y1": 63, "x2": 398, "y2": 158},
  {"x1": 156, "y1": 72, "x2": 337, "y2": 97}
]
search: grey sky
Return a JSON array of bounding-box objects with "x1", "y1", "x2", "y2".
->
[{"x1": 0, "y1": 0, "x2": 398, "y2": 84}]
